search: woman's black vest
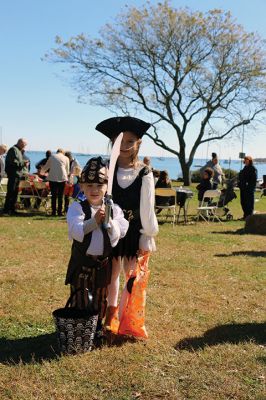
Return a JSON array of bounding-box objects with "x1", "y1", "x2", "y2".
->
[{"x1": 65, "y1": 201, "x2": 111, "y2": 285}]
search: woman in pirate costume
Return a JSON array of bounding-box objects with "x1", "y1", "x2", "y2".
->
[
  {"x1": 96, "y1": 117, "x2": 159, "y2": 333},
  {"x1": 65, "y1": 156, "x2": 128, "y2": 331}
]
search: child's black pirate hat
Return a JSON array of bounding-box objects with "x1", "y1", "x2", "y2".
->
[
  {"x1": 95, "y1": 116, "x2": 151, "y2": 139},
  {"x1": 79, "y1": 156, "x2": 108, "y2": 184}
]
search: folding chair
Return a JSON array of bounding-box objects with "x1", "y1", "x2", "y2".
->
[
  {"x1": 197, "y1": 189, "x2": 222, "y2": 223},
  {"x1": 18, "y1": 180, "x2": 37, "y2": 209},
  {"x1": 155, "y1": 188, "x2": 177, "y2": 225},
  {"x1": 0, "y1": 177, "x2": 8, "y2": 206},
  {"x1": 32, "y1": 181, "x2": 51, "y2": 213}
]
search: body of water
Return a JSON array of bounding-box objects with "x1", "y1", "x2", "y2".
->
[{"x1": 25, "y1": 151, "x2": 266, "y2": 180}]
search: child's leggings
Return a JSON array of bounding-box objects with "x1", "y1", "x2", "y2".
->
[{"x1": 107, "y1": 256, "x2": 137, "y2": 319}]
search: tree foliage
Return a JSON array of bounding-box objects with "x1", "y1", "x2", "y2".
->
[{"x1": 46, "y1": 2, "x2": 266, "y2": 184}]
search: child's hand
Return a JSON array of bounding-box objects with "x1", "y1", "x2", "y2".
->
[{"x1": 94, "y1": 208, "x2": 105, "y2": 224}]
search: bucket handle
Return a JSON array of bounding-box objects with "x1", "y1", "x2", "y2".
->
[{"x1": 65, "y1": 287, "x2": 94, "y2": 313}]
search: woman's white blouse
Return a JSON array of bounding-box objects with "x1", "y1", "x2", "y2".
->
[
  {"x1": 67, "y1": 202, "x2": 129, "y2": 256},
  {"x1": 117, "y1": 165, "x2": 159, "y2": 251}
]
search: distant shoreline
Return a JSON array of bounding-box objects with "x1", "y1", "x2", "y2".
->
[
  {"x1": 26, "y1": 150, "x2": 266, "y2": 163},
  {"x1": 254, "y1": 158, "x2": 266, "y2": 163},
  {"x1": 27, "y1": 149, "x2": 240, "y2": 162}
]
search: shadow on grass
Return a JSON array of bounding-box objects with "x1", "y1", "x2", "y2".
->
[
  {"x1": 0, "y1": 209, "x2": 65, "y2": 221},
  {"x1": 157, "y1": 220, "x2": 170, "y2": 226},
  {"x1": 33, "y1": 216, "x2": 66, "y2": 221},
  {"x1": 0, "y1": 333, "x2": 60, "y2": 364},
  {"x1": 175, "y1": 322, "x2": 266, "y2": 352},
  {"x1": 211, "y1": 228, "x2": 245, "y2": 235},
  {"x1": 0, "y1": 332, "x2": 139, "y2": 364},
  {"x1": 0, "y1": 211, "x2": 41, "y2": 218},
  {"x1": 215, "y1": 251, "x2": 266, "y2": 258},
  {"x1": 93, "y1": 329, "x2": 139, "y2": 349}
]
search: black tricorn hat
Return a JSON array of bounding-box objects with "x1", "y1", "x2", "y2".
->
[
  {"x1": 95, "y1": 116, "x2": 151, "y2": 139},
  {"x1": 79, "y1": 156, "x2": 108, "y2": 184}
]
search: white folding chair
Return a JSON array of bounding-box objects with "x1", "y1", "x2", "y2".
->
[
  {"x1": 197, "y1": 189, "x2": 222, "y2": 223},
  {"x1": 155, "y1": 188, "x2": 177, "y2": 225}
]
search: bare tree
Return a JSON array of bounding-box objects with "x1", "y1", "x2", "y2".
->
[{"x1": 45, "y1": 2, "x2": 266, "y2": 184}]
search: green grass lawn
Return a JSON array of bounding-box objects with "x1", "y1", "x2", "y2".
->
[{"x1": 0, "y1": 193, "x2": 265, "y2": 400}]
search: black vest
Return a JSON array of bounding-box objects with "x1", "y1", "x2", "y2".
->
[
  {"x1": 112, "y1": 166, "x2": 149, "y2": 222},
  {"x1": 65, "y1": 201, "x2": 111, "y2": 285}
]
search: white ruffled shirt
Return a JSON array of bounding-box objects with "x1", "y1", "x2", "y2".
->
[
  {"x1": 116, "y1": 165, "x2": 159, "y2": 251},
  {"x1": 67, "y1": 202, "x2": 129, "y2": 256}
]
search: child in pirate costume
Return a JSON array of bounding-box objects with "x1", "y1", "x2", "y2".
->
[
  {"x1": 65, "y1": 157, "x2": 128, "y2": 332},
  {"x1": 96, "y1": 117, "x2": 159, "y2": 334}
]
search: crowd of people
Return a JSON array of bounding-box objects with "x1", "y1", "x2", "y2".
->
[
  {"x1": 196, "y1": 152, "x2": 258, "y2": 220},
  {"x1": 0, "y1": 139, "x2": 81, "y2": 216},
  {"x1": 0, "y1": 140, "x2": 259, "y2": 221}
]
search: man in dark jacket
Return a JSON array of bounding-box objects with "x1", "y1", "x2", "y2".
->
[
  {"x1": 3, "y1": 138, "x2": 28, "y2": 215},
  {"x1": 35, "y1": 150, "x2": 51, "y2": 170},
  {"x1": 238, "y1": 155, "x2": 257, "y2": 219}
]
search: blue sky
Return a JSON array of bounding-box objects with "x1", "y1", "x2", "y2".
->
[{"x1": 0, "y1": 0, "x2": 265, "y2": 159}]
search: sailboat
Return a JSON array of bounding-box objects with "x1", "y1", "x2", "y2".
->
[{"x1": 156, "y1": 149, "x2": 166, "y2": 161}]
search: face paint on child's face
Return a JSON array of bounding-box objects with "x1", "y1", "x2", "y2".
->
[
  {"x1": 119, "y1": 131, "x2": 140, "y2": 158},
  {"x1": 81, "y1": 183, "x2": 107, "y2": 206}
]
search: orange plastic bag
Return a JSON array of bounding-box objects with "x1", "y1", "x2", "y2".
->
[{"x1": 118, "y1": 252, "x2": 150, "y2": 339}]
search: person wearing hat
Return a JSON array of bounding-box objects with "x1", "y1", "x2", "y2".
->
[
  {"x1": 65, "y1": 156, "x2": 128, "y2": 337},
  {"x1": 96, "y1": 116, "x2": 159, "y2": 333},
  {"x1": 238, "y1": 155, "x2": 257, "y2": 219}
]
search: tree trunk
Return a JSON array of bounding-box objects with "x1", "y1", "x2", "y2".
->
[
  {"x1": 179, "y1": 153, "x2": 191, "y2": 186},
  {"x1": 181, "y1": 164, "x2": 191, "y2": 186}
]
